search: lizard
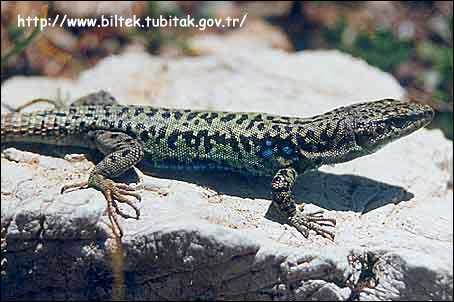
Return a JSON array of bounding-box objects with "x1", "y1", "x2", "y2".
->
[{"x1": 1, "y1": 91, "x2": 435, "y2": 240}]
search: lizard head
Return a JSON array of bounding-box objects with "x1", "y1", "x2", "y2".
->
[{"x1": 351, "y1": 99, "x2": 434, "y2": 153}]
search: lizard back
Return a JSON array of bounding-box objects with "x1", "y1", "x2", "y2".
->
[{"x1": 1, "y1": 99, "x2": 434, "y2": 176}]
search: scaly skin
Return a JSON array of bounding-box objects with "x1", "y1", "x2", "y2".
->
[{"x1": 1, "y1": 91, "x2": 435, "y2": 239}]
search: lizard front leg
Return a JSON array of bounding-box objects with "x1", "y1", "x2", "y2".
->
[
  {"x1": 271, "y1": 167, "x2": 336, "y2": 240},
  {"x1": 62, "y1": 130, "x2": 144, "y2": 238}
]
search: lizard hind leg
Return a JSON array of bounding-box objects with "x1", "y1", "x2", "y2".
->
[
  {"x1": 271, "y1": 167, "x2": 336, "y2": 240},
  {"x1": 62, "y1": 130, "x2": 145, "y2": 238}
]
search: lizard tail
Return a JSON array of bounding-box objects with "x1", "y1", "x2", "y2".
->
[
  {"x1": 1, "y1": 110, "x2": 93, "y2": 147},
  {"x1": 1, "y1": 111, "x2": 61, "y2": 144},
  {"x1": 1, "y1": 112, "x2": 29, "y2": 142}
]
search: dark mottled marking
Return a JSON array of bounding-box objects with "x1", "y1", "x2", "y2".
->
[
  {"x1": 215, "y1": 132, "x2": 228, "y2": 145},
  {"x1": 122, "y1": 150, "x2": 131, "y2": 157},
  {"x1": 182, "y1": 131, "x2": 197, "y2": 147},
  {"x1": 134, "y1": 107, "x2": 144, "y2": 116},
  {"x1": 167, "y1": 129, "x2": 180, "y2": 149},
  {"x1": 161, "y1": 112, "x2": 171, "y2": 119},
  {"x1": 195, "y1": 130, "x2": 214, "y2": 153},
  {"x1": 136, "y1": 123, "x2": 146, "y2": 130},
  {"x1": 245, "y1": 121, "x2": 255, "y2": 130},
  {"x1": 199, "y1": 113, "x2": 210, "y2": 120},
  {"x1": 146, "y1": 108, "x2": 158, "y2": 117},
  {"x1": 239, "y1": 135, "x2": 252, "y2": 153},
  {"x1": 174, "y1": 111, "x2": 183, "y2": 120},
  {"x1": 140, "y1": 130, "x2": 150, "y2": 142},
  {"x1": 236, "y1": 114, "x2": 249, "y2": 125},
  {"x1": 58, "y1": 126, "x2": 68, "y2": 135},
  {"x1": 272, "y1": 124, "x2": 281, "y2": 132},
  {"x1": 319, "y1": 126, "x2": 333, "y2": 143},
  {"x1": 199, "y1": 112, "x2": 218, "y2": 125},
  {"x1": 187, "y1": 112, "x2": 198, "y2": 121},
  {"x1": 117, "y1": 119, "x2": 124, "y2": 129},
  {"x1": 55, "y1": 112, "x2": 66, "y2": 117},
  {"x1": 257, "y1": 123, "x2": 266, "y2": 131},
  {"x1": 389, "y1": 117, "x2": 407, "y2": 128},
  {"x1": 155, "y1": 126, "x2": 167, "y2": 144},
  {"x1": 375, "y1": 124, "x2": 386, "y2": 135},
  {"x1": 227, "y1": 128, "x2": 241, "y2": 155},
  {"x1": 148, "y1": 125, "x2": 156, "y2": 137},
  {"x1": 125, "y1": 123, "x2": 136, "y2": 138},
  {"x1": 220, "y1": 113, "x2": 236, "y2": 122},
  {"x1": 252, "y1": 114, "x2": 263, "y2": 122}
]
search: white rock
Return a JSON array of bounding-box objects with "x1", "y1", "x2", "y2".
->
[{"x1": 1, "y1": 44, "x2": 452, "y2": 300}]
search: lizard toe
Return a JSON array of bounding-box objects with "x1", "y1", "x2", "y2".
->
[{"x1": 290, "y1": 207, "x2": 336, "y2": 240}]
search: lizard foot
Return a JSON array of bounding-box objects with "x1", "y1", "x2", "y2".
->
[
  {"x1": 61, "y1": 175, "x2": 142, "y2": 238},
  {"x1": 289, "y1": 205, "x2": 336, "y2": 241}
]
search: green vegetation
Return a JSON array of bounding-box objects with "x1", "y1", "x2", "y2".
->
[
  {"x1": 324, "y1": 14, "x2": 453, "y2": 139},
  {"x1": 1, "y1": 6, "x2": 47, "y2": 68}
]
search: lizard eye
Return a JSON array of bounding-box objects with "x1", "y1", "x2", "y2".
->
[{"x1": 389, "y1": 117, "x2": 407, "y2": 129}]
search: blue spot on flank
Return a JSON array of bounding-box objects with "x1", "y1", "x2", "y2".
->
[
  {"x1": 261, "y1": 149, "x2": 273, "y2": 158},
  {"x1": 265, "y1": 140, "x2": 272, "y2": 146},
  {"x1": 282, "y1": 146, "x2": 292, "y2": 154}
]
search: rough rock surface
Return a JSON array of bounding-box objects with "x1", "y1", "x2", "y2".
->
[{"x1": 1, "y1": 42, "x2": 452, "y2": 300}]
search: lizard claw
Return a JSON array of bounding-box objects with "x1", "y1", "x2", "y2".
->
[
  {"x1": 93, "y1": 177, "x2": 141, "y2": 238},
  {"x1": 289, "y1": 205, "x2": 336, "y2": 241},
  {"x1": 103, "y1": 180, "x2": 141, "y2": 238},
  {"x1": 61, "y1": 175, "x2": 142, "y2": 238},
  {"x1": 106, "y1": 182, "x2": 141, "y2": 219},
  {"x1": 61, "y1": 180, "x2": 89, "y2": 193}
]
